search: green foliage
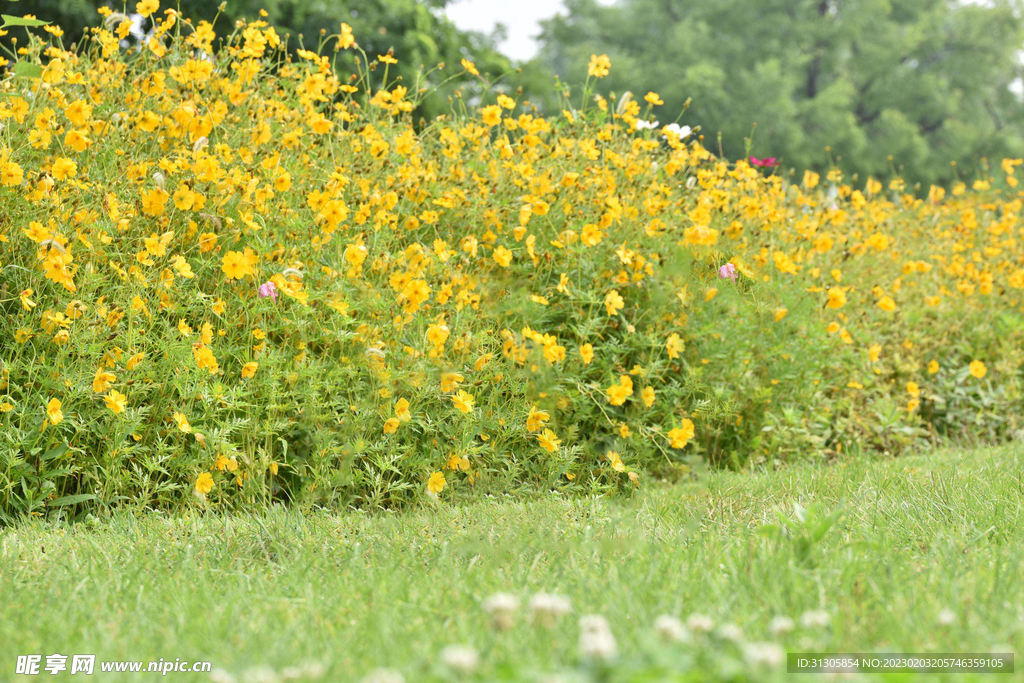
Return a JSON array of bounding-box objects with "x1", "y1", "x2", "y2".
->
[
  {"x1": 2, "y1": 446, "x2": 1023, "y2": 680},
  {"x1": 533, "y1": 0, "x2": 1024, "y2": 185}
]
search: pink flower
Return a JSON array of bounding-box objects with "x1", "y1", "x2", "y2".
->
[
  {"x1": 749, "y1": 156, "x2": 779, "y2": 168},
  {"x1": 718, "y1": 263, "x2": 737, "y2": 281},
  {"x1": 258, "y1": 280, "x2": 278, "y2": 301}
]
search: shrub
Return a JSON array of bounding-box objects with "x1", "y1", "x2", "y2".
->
[{"x1": 0, "y1": 9, "x2": 1021, "y2": 520}]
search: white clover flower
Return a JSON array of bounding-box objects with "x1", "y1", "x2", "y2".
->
[
  {"x1": 653, "y1": 614, "x2": 690, "y2": 642},
  {"x1": 440, "y1": 645, "x2": 479, "y2": 675},
  {"x1": 937, "y1": 608, "x2": 956, "y2": 626},
  {"x1": 208, "y1": 669, "x2": 237, "y2": 683},
  {"x1": 360, "y1": 669, "x2": 405, "y2": 683},
  {"x1": 769, "y1": 615, "x2": 795, "y2": 637},
  {"x1": 241, "y1": 666, "x2": 279, "y2": 683},
  {"x1": 717, "y1": 622, "x2": 744, "y2": 643},
  {"x1": 744, "y1": 642, "x2": 786, "y2": 668},
  {"x1": 281, "y1": 662, "x2": 325, "y2": 680},
  {"x1": 578, "y1": 615, "x2": 618, "y2": 661},
  {"x1": 686, "y1": 613, "x2": 714, "y2": 634},
  {"x1": 482, "y1": 592, "x2": 520, "y2": 630},
  {"x1": 800, "y1": 610, "x2": 831, "y2": 629},
  {"x1": 529, "y1": 592, "x2": 571, "y2": 628}
]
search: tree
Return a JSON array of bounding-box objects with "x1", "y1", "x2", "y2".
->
[{"x1": 533, "y1": 0, "x2": 1024, "y2": 185}]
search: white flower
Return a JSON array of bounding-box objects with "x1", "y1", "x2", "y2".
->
[
  {"x1": 482, "y1": 592, "x2": 520, "y2": 630},
  {"x1": 360, "y1": 669, "x2": 404, "y2": 683},
  {"x1": 717, "y1": 622, "x2": 744, "y2": 642},
  {"x1": 937, "y1": 609, "x2": 956, "y2": 626},
  {"x1": 744, "y1": 642, "x2": 786, "y2": 668},
  {"x1": 281, "y1": 662, "x2": 325, "y2": 680},
  {"x1": 635, "y1": 119, "x2": 660, "y2": 131},
  {"x1": 578, "y1": 615, "x2": 618, "y2": 661},
  {"x1": 800, "y1": 610, "x2": 831, "y2": 629},
  {"x1": 769, "y1": 616, "x2": 795, "y2": 637},
  {"x1": 529, "y1": 592, "x2": 571, "y2": 628},
  {"x1": 653, "y1": 615, "x2": 690, "y2": 642},
  {"x1": 662, "y1": 123, "x2": 692, "y2": 139},
  {"x1": 241, "y1": 667, "x2": 279, "y2": 683},
  {"x1": 686, "y1": 613, "x2": 714, "y2": 633},
  {"x1": 440, "y1": 645, "x2": 479, "y2": 675}
]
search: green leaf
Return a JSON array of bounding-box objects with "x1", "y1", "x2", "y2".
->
[
  {"x1": 41, "y1": 443, "x2": 69, "y2": 461},
  {"x1": 48, "y1": 493, "x2": 96, "y2": 507},
  {"x1": 1, "y1": 15, "x2": 47, "y2": 28},
  {"x1": 11, "y1": 61, "x2": 42, "y2": 79}
]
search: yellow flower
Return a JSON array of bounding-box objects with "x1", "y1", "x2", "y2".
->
[
  {"x1": 173, "y1": 411, "x2": 192, "y2": 433},
  {"x1": 338, "y1": 22, "x2": 356, "y2": 49},
  {"x1": 641, "y1": 386, "x2": 655, "y2": 408},
  {"x1": 46, "y1": 398, "x2": 63, "y2": 425},
  {"x1": 607, "y1": 451, "x2": 626, "y2": 472},
  {"x1": 93, "y1": 369, "x2": 116, "y2": 394},
  {"x1": 461, "y1": 58, "x2": 479, "y2": 75},
  {"x1": 928, "y1": 360, "x2": 939, "y2": 374},
  {"x1": 877, "y1": 295, "x2": 897, "y2": 312},
  {"x1": 684, "y1": 225, "x2": 719, "y2": 246},
  {"x1": 221, "y1": 250, "x2": 253, "y2": 280},
  {"x1": 104, "y1": 390, "x2": 127, "y2": 414},
  {"x1": 906, "y1": 381, "x2": 920, "y2": 398},
  {"x1": 452, "y1": 390, "x2": 475, "y2": 414},
  {"x1": 666, "y1": 333, "x2": 685, "y2": 360},
  {"x1": 195, "y1": 471, "x2": 214, "y2": 494},
  {"x1": 604, "y1": 289, "x2": 624, "y2": 316},
  {"x1": 493, "y1": 245, "x2": 513, "y2": 267},
  {"x1": 667, "y1": 419, "x2": 695, "y2": 449},
  {"x1": 395, "y1": 397, "x2": 412, "y2": 422},
  {"x1": 427, "y1": 471, "x2": 446, "y2": 495},
  {"x1": 587, "y1": 53, "x2": 611, "y2": 78},
  {"x1": 480, "y1": 105, "x2": 502, "y2": 127},
  {"x1": 774, "y1": 307, "x2": 788, "y2": 322},
  {"x1": 241, "y1": 362, "x2": 259, "y2": 379},
  {"x1": 643, "y1": 92, "x2": 663, "y2": 106},
  {"x1": 867, "y1": 344, "x2": 881, "y2": 363},
  {"x1": 140, "y1": 187, "x2": 169, "y2": 217},
  {"x1": 606, "y1": 375, "x2": 633, "y2": 406},
  {"x1": 579, "y1": 343, "x2": 594, "y2": 365},
  {"x1": 526, "y1": 405, "x2": 550, "y2": 432},
  {"x1": 969, "y1": 360, "x2": 987, "y2": 379},
  {"x1": 383, "y1": 417, "x2": 400, "y2": 434},
  {"x1": 827, "y1": 287, "x2": 847, "y2": 309},
  {"x1": 136, "y1": 0, "x2": 159, "y2": 17},
  {"x1": 537, "y1": 428, "x2": 561, "y2": 453}
]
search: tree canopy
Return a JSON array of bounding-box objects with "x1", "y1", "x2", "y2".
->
[{"x1": 532, "y1": 0, "x2": 1024, "y2": 185}]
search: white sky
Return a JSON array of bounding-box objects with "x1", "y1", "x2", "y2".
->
[{"x1": 443, "y1": 0, "x2": 571, "y2": 61}]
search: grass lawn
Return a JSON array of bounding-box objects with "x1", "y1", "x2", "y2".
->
[{"x1": 2, "y1": 445, "x2": 1022, "y2": 681}]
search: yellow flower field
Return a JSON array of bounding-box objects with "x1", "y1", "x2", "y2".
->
[{"x1": 1, "y1": 7, "x2": 1022, "y2": 517}]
